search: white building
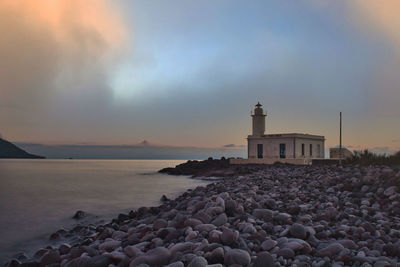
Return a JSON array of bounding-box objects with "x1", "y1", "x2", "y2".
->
[{"x1": 231, "y1": 103, "x2": 325, "y2": 164}]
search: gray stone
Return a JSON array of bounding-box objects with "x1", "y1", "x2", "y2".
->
[
  {"x1": 261, "y1": 239, "x2": 277, "y2": 251},
  {"x1": 254, "y1": 251, "x2": 274, "y2": 267},
  {"x1": 58, "y1": 243, "x2": 71, "y2": 255},
  {"x1": 98, "y1": 240, "x2": 121, "y2": 252},
  {"x1": 277, "y1": 248, "x2": 295, "y2": 259},
  {"x1": 317, "y1": 243, "x2": 345, "y2": 258},
  {"x1": 274, "y1": 213, "x2": 292, "y2": 224},
  {"x1": 187, "y1": 256, "x2": 207, "y2": 267},
  {"x1": 224, "y1": 249, "x2": 251, "y2": 267},
  {"x1": 221, "y1": 228, "x2": 238, "y2": 245},
  {"x1": 194, "y1": 224, "x2": 217, "y2": 232},
  {"x1": 253, "y1": 209, "x2": 273, "y2": 221},
  {"x1": 207, "y1": 247, "x2": 224, "y2": 264},
  {"x1": 40, "y1": 250, "x2": 61, "y2": 266},
  {"x1": 166, "y1": 261, "x2": 184, "y2": 267},
  {"x1": 211, "y1": 213, "x2": 228, "y2": 226},
  {"x1": 153, "y1": 219, "x2": 168, "y2": 230},
  {"x1": 384, "y1": 186, "x2": 397, "y2": 196},
  {"x1": 289, "y1": 223, "x2": 307, "y2": 239},
  {"x1": 130, "y1": 247, "x2": 171, "y2": 267}
]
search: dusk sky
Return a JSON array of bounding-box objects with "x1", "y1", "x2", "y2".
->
[{"x1": 1, "y1": 0, "x2": 399, "y2": 152}]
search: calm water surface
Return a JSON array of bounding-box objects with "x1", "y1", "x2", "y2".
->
[{"x1": 0, "y1": 159, "x2": 207, "y2": 262}]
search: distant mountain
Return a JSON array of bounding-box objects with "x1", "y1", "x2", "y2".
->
[
  {"x1": 16, "y1": 142, "x2": 246, "y2": 160},
  {"x1": 0, "y1": 138, "x2": 45, "y2": 159}
]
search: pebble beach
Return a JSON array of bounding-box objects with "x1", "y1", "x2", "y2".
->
[{"x1": 5, "y1": 164, "x2": 400, "y2": 267}]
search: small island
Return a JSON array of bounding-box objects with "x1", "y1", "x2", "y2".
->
[{"x1": 0, "y1": 138, "x2": 44, "y2": 159}]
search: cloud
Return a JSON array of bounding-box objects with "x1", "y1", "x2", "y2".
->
[
  {"x1": 0, "y1": 0, "x2": 127, "y2": 137},
  {"x1": 223, "y1": 144, "x2": 236, "y2": 148},
  {"x1": 223, "y1": 144, "x2": 247, "y2": 148},
  {"x1": 349, "y1": 1, "x2": 400, "y2": 49}
]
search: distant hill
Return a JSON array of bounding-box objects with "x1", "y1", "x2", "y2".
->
[
  {"x1": 16, "y1": 142, "x2": 246, "y2": 160},
  {"x1": 0, "y1": 138, "x2": 45, "y2": 159}
]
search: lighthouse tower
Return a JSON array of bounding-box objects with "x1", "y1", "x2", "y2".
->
[{"x1": 251, "y1": 102, "x2": 266, "y2": 136}]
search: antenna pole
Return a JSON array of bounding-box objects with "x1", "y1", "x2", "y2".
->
[{"x1": 339, "y1": 112, "x2": 342, "y2": 165}]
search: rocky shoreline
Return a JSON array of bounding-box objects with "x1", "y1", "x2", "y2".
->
[{"x1": 5, "y1": 163, "x2": 400, "y2": 267}]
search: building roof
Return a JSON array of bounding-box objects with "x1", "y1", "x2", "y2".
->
[{"x1": 248, "y1": 133, "x2": 325, "y2": 140}]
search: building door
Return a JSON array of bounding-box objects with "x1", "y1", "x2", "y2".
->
[
  {"x1": 257, "y1": 144, "x2": 263, "y2": 158},
  {"x1": 279, "y1": 143, "x2": 286, "y2": 158}
]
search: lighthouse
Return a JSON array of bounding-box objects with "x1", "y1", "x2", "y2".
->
[
  {"x1": 251, "y1": 102, "x2": 266, "y2": 136},
  {"x1": 240, "y1": 102, "x2": 325, "y2": 163}
]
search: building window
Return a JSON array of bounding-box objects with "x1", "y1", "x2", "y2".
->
[
  {"x1": 317, "y1": 144, "x2": 321, "y2": 157},
  {"x1": 279, "y1": 143, "x2": 286, "y2": 159},
  {"x1": 257, "y1": 144, "x2": 263, "y2": 159},
  {"x1": 301, "y1": 144, "x2": 305, "y2": 156},
  {"x1": 310, "y1": 144, "x2": 313, "y2": 156}
]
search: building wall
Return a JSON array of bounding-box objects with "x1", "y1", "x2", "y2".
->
[
  {"x1": 248, "y1": 137, "x2": 295, "y2": 159},
  {"x1": 248, "y1": 137, "x2": 324, "y2": 159},
  {"x1": 294, "y1": 138, "x2": 325, "y2": 159}
]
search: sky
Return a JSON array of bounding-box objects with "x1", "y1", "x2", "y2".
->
[{"x1": 1, "y1": 0, "x2": 400, "y2": 153}]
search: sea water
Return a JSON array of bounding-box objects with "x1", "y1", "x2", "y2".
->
[{"x1": 0, "y1": 159, "x2": 207, "y2": 262}]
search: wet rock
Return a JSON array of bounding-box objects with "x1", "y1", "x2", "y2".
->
[
  {"x1": 161, "y1": 195, "x2": 170, "y2": 202},
  {"x1": 19, "y1": 261, "x2": 40, "y2": 267},
  {"x1": 72, "y1": 210, "x2": 86, "y2": 220},
  {"x1": 58, "y1": 243, "x2": 71, "y2": 255},
  {"x1": 33, "y1": 249, "x2": 48, "y2": 259},
  {"x1": 6, "y1": 259, "x2": 21, "y2": 267},
  {"x1": 39, "y1": 250, "x2": 61, "y2": 266}
]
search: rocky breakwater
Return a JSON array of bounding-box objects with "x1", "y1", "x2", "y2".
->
[{"x1": 6, "y1": 165, "x2": 400, "y2": 267}]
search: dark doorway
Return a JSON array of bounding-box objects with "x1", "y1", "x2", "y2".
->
[
  {"x1": 279, "y1": 143, "x2": 286, "y2": 158},
  {"x1": 257, "y1": 144, "x2": 263, "y2": 158}
]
